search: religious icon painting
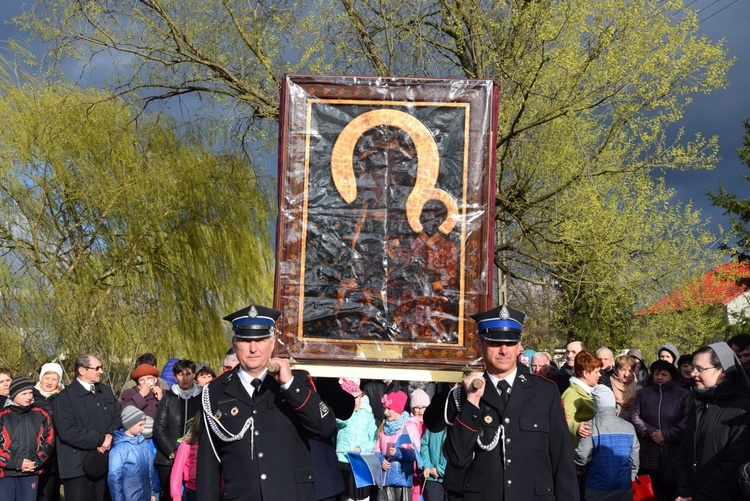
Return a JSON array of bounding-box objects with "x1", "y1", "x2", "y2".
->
[{"x1": 275, "y1": 74, "x2": 498, "y2": 371}]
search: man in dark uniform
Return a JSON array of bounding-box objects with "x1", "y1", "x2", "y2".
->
[
  {"x1": 442, "y1": 305, "x2": 579, "y2": 501},
  {"x1": 197, "y1": 304, "x2": 337, "y2": 500}
]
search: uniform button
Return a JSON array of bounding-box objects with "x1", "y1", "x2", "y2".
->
[
  {"x1": 506, "y1": 438, "x2": 511, "y2": 443},
  {"x1": 258, "y1": 452, "x2": 264, "y2": 458},
  {"x1": 295, "y1": 388, "x2": 301, "y2": 393},
  {"x1": 533, "y1": 423, "x2": 538, "y2": 428},
  {"x1": 260, "y1": 474, "x2": 267, "y2": 480},
  {"x1": 507, "y1": 480, "x2": 512, "y2": 485},
  {"x1": 253, "y1": 410, "x2": 257, "y2": 415},
  {"x1": 507, "y1": 459, "x2": 511, "y2": 464},
  {"x1": 254, "y1": 430, "x2": 259, "y2": 436},
  {"x1": 504, "y1": 418, "x2": 510, "y2": 424},
  {"x1": 471, "y1": 414, "x2": 477, "y2": 419}
]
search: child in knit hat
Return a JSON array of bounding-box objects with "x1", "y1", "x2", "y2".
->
[
  {"x1": 336, "y1": 379, "x2": 378, "y2": 501},
  {"x1": 374, "y1": 391, "x2": 421, "y2": 501},
  {"x1": 0, "y1": 377, "x2": 55, "y2": 500},
  {"x1": 574, "y1": 385, "x2": 639, "y2": 501},
  {"x1": 408, "y1": 389, "x2": 430, "y2": 501},
  {"x1": 108, "y1": 406, "x2": 159, "y2": 501}
]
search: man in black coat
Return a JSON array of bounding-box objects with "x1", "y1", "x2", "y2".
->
[
  {"x1": 53, "y1": 354, "x2": 121, "y2": 500},
  {"x1": 442, "y1": 305, "x2": 579, "y2": 501},
  {"x1": 198, "y1": 304, "x2": 337, "y2": 500}
]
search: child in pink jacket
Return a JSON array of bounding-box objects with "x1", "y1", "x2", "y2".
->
[{"x1": 170, "y1": 412, "x2": 201, "y2": 501}]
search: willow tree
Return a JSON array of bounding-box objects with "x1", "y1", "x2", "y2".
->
[
  {"x1": 18, "y1": 0, "x2": 730, "y2": 348},
  {"x1": 0, "y1": 74, "x2": 274, "y2": 385}
]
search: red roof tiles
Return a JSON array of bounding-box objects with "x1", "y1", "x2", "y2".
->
[{"x1": 638, "y1": 261, "x2": 750, "y2": 315}]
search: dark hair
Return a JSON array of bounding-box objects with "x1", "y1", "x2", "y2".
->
[
  {"x1": 0, "y1": 367, "x2": 12, "y2": 379},
  {"x1": 693, "y1": 346, "x2": 722, "y2": 369},
  {"x1": 650, "y1": 360, "x2": 679, "y2": 381},
  {"x1": 172, "y1": 359, "x2": 196, "y2": 376},
  {"x1": 196, "y1": 364, "x2": 216, "y2": 378},
  {"x1": 184, "y1": 411, "x2": 203, "y2": 445},
  {"x1": 677, "y1": 354, "x2": 694, "y2": 367},
  {"x1": 574, "y1": 350, "x2": 603, "y2": 377},
  {"x1": 74, "y1": 354, "x2": 97, "y2": 376},
  {"x1": 135, "y1": 353, "x2": 158, "y2": 368},
  {"x1": 728, "y1": 334, "x2": 750, "y2": 351}
]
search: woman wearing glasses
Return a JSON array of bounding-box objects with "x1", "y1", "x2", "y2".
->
[{"x1": 674, "y1": 342, "x2": 750, "y2": 501}]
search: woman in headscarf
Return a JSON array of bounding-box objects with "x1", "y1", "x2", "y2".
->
[
  {"x1": 609, "y1": 355, "x2": 639, "y2": 421},
  {"x1": 674, "y1": 342, "x2": 750, "y2": 501}
]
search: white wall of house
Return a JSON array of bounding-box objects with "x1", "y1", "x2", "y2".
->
[{"x1": 727, "y1": 291, "x2": 750, "y2": 325}]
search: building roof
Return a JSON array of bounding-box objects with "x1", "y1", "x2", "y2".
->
[{"x1": 638, "y1": 261, "x2": 750, "y2": 315}]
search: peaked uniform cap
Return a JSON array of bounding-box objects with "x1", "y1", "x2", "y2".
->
[
  {"x1": 223, "y1": 304, "x2": 281, "y2": 339},
  {"x1": 470, "y1": 305, "x2": 526, "y2": 342}
]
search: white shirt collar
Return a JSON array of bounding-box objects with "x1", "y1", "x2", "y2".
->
[
  {"x1": 237, "y1": 368, "x2": 267, "y2": 396},
  {"x1": 77, "y1": 379, "x2": 94, "y2": 392},
  {"x1": 486, "y1": 367, "x2": 518, "y2": 394}
]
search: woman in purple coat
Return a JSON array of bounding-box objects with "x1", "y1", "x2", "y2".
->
[{"x1": 630, "y1": 360, "x2": 693, "y2": 501}]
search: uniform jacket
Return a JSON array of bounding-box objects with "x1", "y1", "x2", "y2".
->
[
  {"x1": 53, "y1": 380, "x2": 121, "y2": 480},
  {"x1": 630, "y1": 380, "x2": 692, "y2": 470},
  {"x1": 561, "y1": 379, "x2": 595, "y2": 449},
  {"x1": 153, "y1": 384, "x2": 202, "y2": 467},
  {"x1": 0, "y1": 403, "x2": 55, "y2": 477},
  {"x1": 107, "y1": 429, "x2": 159, "y2": 501},
  {"x1": 443, "y1": 371, "x2": 579, "y2": 501},
  {"x1": 675, "y1": 379, "x2": 750, "y2": 501},
  {"x1": 197, "y1": 368, "x2": 337, "y2": 501},
  {"x1": 574, "y1": 405, "x2": 639, "y2": 501},
  {"x1": 335, "y1": 396, "x2": 378, "y2": 463}
]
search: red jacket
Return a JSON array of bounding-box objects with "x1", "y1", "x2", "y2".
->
[{"x1": 0, "y1": 404, "x2": 55, "y2": 477}]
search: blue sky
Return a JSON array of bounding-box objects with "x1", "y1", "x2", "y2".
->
[{"x1": 1, "y1": 1, "x2": 748, "y2": 242}]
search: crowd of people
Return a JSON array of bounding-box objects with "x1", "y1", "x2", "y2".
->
[{"x1": 1, "y1": 305, "x2": 750, "y2": 501}]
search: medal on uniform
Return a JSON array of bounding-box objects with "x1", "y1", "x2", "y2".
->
[
  {"x1": 215, "y1": 409, "x2": 223, "y2": 419},
  {"x1": 231, "y1": 406, "x2": 239, "y2": 416},
  {"x1": 484, "y1": 415, "x2": 493, "y2": 424}
]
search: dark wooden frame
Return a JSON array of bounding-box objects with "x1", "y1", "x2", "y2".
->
[{"x1": 274, "y1": 74, "x2": 498, "y2": 371}]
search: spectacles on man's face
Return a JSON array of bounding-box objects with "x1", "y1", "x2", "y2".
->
[
  {"x1": 85, "y1": 366, "x2": 103, "y2": 372},
  {"x1": 690, "y1": 365, "x2": 719, "y2": 374}
]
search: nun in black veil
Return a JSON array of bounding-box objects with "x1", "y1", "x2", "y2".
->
[{"x1": 674, "y1": 341, "x2": 750, "y2": 501}]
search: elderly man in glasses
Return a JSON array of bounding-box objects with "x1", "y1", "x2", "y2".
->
[{"x1": 53, "y1": 354, "x2": 121, "y2": 500}]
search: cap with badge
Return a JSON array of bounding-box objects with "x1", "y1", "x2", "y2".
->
[
  {"x1": 223, "y1": 304, "x2": 282, "y2": 339},
  {"x1": 471, "y1": 304, "x2": 526, "y2": 342}
]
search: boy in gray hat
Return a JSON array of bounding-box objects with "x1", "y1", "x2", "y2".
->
[{"x1": 107, "y1": 406, "x2": 158, "y2": 501}]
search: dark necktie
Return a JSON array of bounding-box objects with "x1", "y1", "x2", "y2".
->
[
  {"x1": 251, "y1": 378, "x2": 262, "y2": 400},
  {"x1": 497, "y1": 380, "x2": 510, "y2": 405}
]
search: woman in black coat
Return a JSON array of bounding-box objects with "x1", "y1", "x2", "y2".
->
[
  {"x1": 32, "y1": 363, "x2": 65, "y2": 501},
  {"x1": 675, "y1": 342, "x2": 750, "y2": 501},
  {"x1": 153, "y1": 359, "x2": 202, "y2": 498}
]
